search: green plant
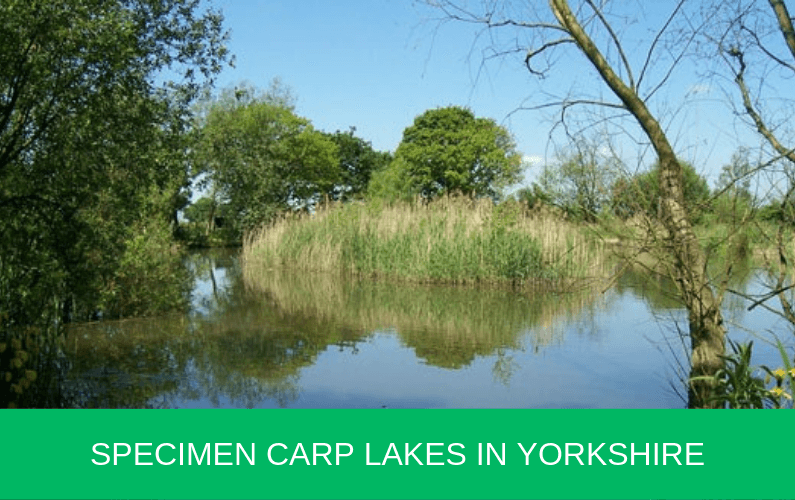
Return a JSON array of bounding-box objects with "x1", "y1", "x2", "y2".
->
[
  {"x1": 692, "y1": 339, "x2": 794, "y2": 409},
  {"x1": 760, "y1": 340, "x2": 795, "y2": 409},
  {"x1": 611, "y1": 161, "x2": 710, "y2": 223},
  {"x1": 242, "y1": 198, "x2": 606, "y2": 288}
]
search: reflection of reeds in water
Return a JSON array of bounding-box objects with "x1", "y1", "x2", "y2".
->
[
  {"x1": 242, "y1": 198, "x2": 609, "y2": 287},
  {"x1": 243, "y1": 268, "x2": 606, "y2": 368}
]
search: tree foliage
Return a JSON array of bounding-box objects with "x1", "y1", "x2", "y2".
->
[
  {"x1": 384, "y1": 106, "x2": 522, "y2": 200},
  {"x1": 326, "y1": 128, "x2": 392, "y2": 202},
  {"x1": 193, "y1": 85, "x2": 339, "y2": 236},
  {"x1": 539, "y1": 137, "x2": 621, "y2": 220},
  {"x1": 514, "y1": 183, "x2": 553, "y2": 210},
  {"x1": 1, "y1": 0, "x2": 230, "y2": 406},
  {"x1": 183, "y1": 197, "x2": 213, "y2": 225},
  {"x1": 0, "y1": 0, "x2": 228, "y2": 176},
  {"x1": 611, "y1": 161, "x2": 711, "y2": 223},
  {"x1": 716, "y1": 148, "x2": 755, "y2": 202}
]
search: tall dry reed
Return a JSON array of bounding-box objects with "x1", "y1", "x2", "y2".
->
[{"x1": 242, "y1": 197, "x2": 608, "y2": 287}]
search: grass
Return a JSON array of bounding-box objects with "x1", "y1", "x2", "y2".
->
[{"x1": 242, "y1": 197, "x2": 609, "y2": 288}]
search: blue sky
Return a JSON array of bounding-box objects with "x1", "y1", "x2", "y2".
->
[{"x1": 209, "y1": 0, "x2": 756, "y2": 187}]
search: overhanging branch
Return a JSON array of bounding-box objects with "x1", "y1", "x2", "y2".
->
[
  {"x1": 524, "y1": 38, "x2": 575, "y2": 76},
  {"x1": 730, "y1": 48, "x2": 795, "y2": 165}
]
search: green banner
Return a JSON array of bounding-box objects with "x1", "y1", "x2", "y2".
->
[{"x1": 0, "y1": 410, "x2": 790, "y2": 499}]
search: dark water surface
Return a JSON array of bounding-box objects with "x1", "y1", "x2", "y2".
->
[{"x1": 62, "y1": 249, "x2": 790, "y2": 408}]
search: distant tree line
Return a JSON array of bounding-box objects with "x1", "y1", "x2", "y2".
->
[
  {"x1": 188, "y1": 101, "x2": 522, "y2": 241},
  {"x1": 516, "y1": 142, "x2": 791, "y2": 227},
  {"x1": 188, "y1": 88, "x2": 793, "y2": 245}
]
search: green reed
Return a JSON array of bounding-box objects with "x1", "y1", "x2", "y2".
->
[{"x1": 243, "y1": 198, "x2": 607, "y2": 287}]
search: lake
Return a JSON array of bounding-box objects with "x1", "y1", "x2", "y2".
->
[{"x1": 61, "y1": 249, "x2": 790, "y2": 408}]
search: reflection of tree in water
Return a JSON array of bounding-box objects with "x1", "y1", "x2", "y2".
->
[
  {"x1": 63, "y1": 295, "x2": 351, "y2": 407},
  {"x1": 608, "y1": 263, "x2": 760, "y2": 400},
  {"x1": 245, "y1": 269, "x2": 607, "y2": 376},
  {"x1": 492, "y1": 348, "x2": 520, "y2": 387},
  {"x1": 54, "y1": 249, "x2": 358, "y2": 407},
  {"x1": 42, "y1": 249, "x2": 620, "y2": 407},
  {"x1": 162, "y1": 356, "x2": 299, "y2": 408},
  {"x1": 184, "y1": 249, "x2": 241, "y2": 316},
  {"x1": 613, "y1": 263, "x2": 754, "y2": 315}
]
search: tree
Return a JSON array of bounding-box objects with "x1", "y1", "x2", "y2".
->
[
  {"x1": 0, "y1": 0, "x2": 228, "y2": 176},
  {"x1": 709, "y1": 1, "x2": 795, "y2": 168},
  {"x1": 193, "y1": 85, "x2": 339, "y2": 236},
  {"x1": 183, "y1": 196, "x2": 233, "y2": 227},
  {"x1": 326, "y1": 128, "x2": 392, "y2": 202},
  {"x1": 1, "y1": 0, "x2": 230, "y2": 406},
  {"x1": 387, "y1": 106, "x2": 522, "y2": 200},
  {"x1": 515, "y1": 183, "x2": 552, "y2": 210},
  {"x1": 539, "y1": 136, "x2": 621, "y2": 221},
  {"x1": 709, "y1": 148, "x2": 757, "y2": 226},
  {"x1": 611, "y1": 161, "x2": 711, "y2": 223},
  {"x1": 716, "y1": 149, "x2": 755, "y2": 202},
  {"x1": 709, "y1": 0, "x2": 795, "y2": 352},
  {"x1": 425, "y1": 0, "x2": 727, "y2": 407}
]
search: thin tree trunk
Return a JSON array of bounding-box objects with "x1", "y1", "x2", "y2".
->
[
  {"x1": 550, "y1": 0, "x2": 726, "y2": 408},
  {"x1": 206, "y1": 187, "x2": 217, "y2": 237}
]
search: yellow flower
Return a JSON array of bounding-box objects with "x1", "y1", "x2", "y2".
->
[
  {"x1": 770, "y1": 387, "x2": 785, "y2": 397},
  {"x1": 789, "y1": 368, "x2": 795, "y2": 378},
  {"x1": 773, "y1": 368, "x2": 787, "y2": 379}
]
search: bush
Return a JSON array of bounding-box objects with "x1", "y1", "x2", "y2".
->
[{"x1": 100, "y1": 219, "x2": 191, "y2": 318}]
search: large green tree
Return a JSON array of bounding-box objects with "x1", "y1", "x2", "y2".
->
[
  {"x1": 326, "y1": 128, "x2": 392, "y2": 202},
  {"x1": 1, "y1": 0, "x2": 229, "y2": 407},
  {"x1": 193, "y1": 85, "x2": 339, "y2": 236},
  {"x1": 384, "y1": 106, "x2": 522, "y2": 200}
]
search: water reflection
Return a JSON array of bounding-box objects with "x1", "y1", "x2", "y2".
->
[
  {"x1": 248, "y1": 269, "x2": 608, "y2": 369},
  {"x1": 51, "y1": 249, "x2": 789, "y2": 408}
]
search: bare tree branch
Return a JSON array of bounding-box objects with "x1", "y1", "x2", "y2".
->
[
  {"x1": 424, "y1": 0, "x2": 567, "y2": 33},
  {"x1": 768, "y1": 0, "x2": 795, "y2": 61},
  {"x1": 730, "y1": 48, "x2": 795, "y2": 164},
  {"x1": 524, "y1": 37, "x2": 575, "y2": 76},
  {"x1": 740, "y1": 24, "x2": 795, "y2": 73},
  {"x1": 637, "y1": 0, "x2": 687, "y2": 93},
  {"x1": 709, "y1": 149, "x2": 794, "y2": 202},
  {"x1": 583, "y1": 0, "x2": 635, "y2": 90}
]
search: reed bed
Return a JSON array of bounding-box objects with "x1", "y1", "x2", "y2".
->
[{"x1": 242, "y1": 197, "x2": 608, "y2": 288}]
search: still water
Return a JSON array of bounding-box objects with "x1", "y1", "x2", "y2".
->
[{"x1": 63, "y1": 249, "x2": 791, "y2": 408}]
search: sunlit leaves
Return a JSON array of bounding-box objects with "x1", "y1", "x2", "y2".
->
[
  {"x1": 390, "y1": 106, "x2": 522, "y2": 200},
  {"x1": 193, "y1": 86, "x2": 340, "y2": 236},
  {"x1": 2, "y1": 0, "x2": 231, "y2": 405}
]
